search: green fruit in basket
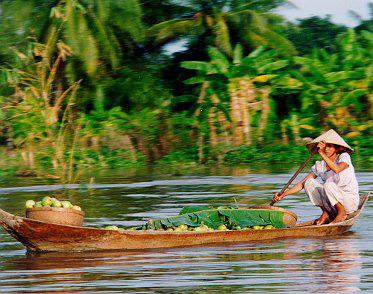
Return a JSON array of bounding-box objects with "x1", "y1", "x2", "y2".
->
[
  {"x1": 61, "y1": 201, "x2": 72, "y2": 208},
  {"x1": 51, "y1": 199, "x2": 62, "y2": 208},
  {"x1": 72, "y1": 205, "x2": 82, "y2": 211},
  {"x1": 25, "y1": 200, "x2": 35, "y2": 209},
  {"x1": 166, "y1": 228, "x2": 174, "y2": 232},
  {"x1": 174, "y1": 227, "x2": 183, "y2": 232},
  {"x1": 34, "y1": 201, "x2": 43, "y2": 208},
  {"x1": 264, "y1": 225, "x2": 274, "y2": 230},
  {"x1": 41, "y1": 196, "x2": 53, "y2": 207},
  {"x1": 104, "y1": 225, "x2": 119, "y2": 230}
]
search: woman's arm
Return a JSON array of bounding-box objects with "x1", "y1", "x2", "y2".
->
[
  {"x1": 273, "y1": 172, "x2": 316, "y2": 203},
  {"x1": 317, "y1": 141, "x2": 348, "y2": 174}
]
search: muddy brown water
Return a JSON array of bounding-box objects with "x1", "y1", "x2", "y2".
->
[{"x1": 0, "y1": 168, "x2": 372, "y2": 293}]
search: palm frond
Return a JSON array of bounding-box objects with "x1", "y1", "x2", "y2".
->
[
  {"x1": 246, "y1": 31, "x2": 269, "y2": 48},
  {"x1": 258, "y1": 29, "x2": 297, "y2": 56},
  {"x1": 110, "y1": 0, "x2": 145, "y2": 43},
  {"x1": 213, "y1": 16, "x2": 232, "y2": 56},
  {"x1": 147, "y1": 18, "x2": 204, "y2": 44},
  {"x1": 91, "y1": 16, "x2": 121, "y2": 68}
]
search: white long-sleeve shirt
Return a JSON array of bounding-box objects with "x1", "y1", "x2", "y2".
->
[{"x1": 310, "y1": 152, "x2": 359, "y2": 197}]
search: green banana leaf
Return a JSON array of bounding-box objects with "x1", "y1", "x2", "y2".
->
[
  {"x1": 219, "y1": 209, "x2": 285, "y2": 228},
  {"x1": 178, "y1": 206, "x2": 211, "y2": 215},
  {"x1": 145, "y1": 208, "x2": 285, "y2": 230}
]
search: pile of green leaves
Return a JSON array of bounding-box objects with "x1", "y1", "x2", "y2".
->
[{"x1": 143, "y1": 206, "x2": 285, "y2": 230}]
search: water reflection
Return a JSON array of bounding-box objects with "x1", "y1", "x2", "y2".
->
[
  {"x1": 0, "y1": 234, "x2": 363, "y2": 292},
  {"x1": 316, "y1": 237, "x2": 361, "y2": 292}
]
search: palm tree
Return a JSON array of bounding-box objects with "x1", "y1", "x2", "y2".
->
[
  {"x1": 45, "y1": 0, "x2": 145, "y2": 110},
  {"x1": 0, "y1": 0, "x2": 145, "y2": 110},
  {"x1": 147, "y1": 0, "x2": 296, "y2": 56}
]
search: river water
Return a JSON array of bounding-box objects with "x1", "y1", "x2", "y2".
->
[{"x1": 0, "y1": 168, "x2": 372, "y2": 293}]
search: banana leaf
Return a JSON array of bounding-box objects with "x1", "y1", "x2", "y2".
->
[
  {"x1": 219, "y1": 209, "x2": 285, "y2": 228},
  {"x1": 178, "y1": 206, "x2": 211, "y2": 215},
  {"x1": 146, "y1": 208, "x2": 285, "y2": 230}
]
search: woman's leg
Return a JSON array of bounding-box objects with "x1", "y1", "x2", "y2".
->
[
  {"x1": 304, "y1": 178, "x2": 332, "y2": 225},
  {"x1": 323, "y1": 181, "x2": 350, "y2": 223},
  {"x1": 331, "y1": 202, "x2": 347, "y2": 223},
  {"x1": 315, "y1": 207, "x2": 330, "y2": 225}
]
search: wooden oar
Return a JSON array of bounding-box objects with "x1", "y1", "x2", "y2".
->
[{"x1": 269, "y1": 147, "x2": 318, "y2": 206}]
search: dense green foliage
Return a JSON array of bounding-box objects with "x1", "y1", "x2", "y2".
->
[
  {"x1": 0, "y1": 0, "x2": 372, "y2": 181},
  {"x1": 283, "y1": 16, "x2": 348, "y2": 55}
]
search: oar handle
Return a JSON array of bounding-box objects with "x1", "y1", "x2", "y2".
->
[{"x1": 270, "y1": 147, "x2": 318, "y2": 206}]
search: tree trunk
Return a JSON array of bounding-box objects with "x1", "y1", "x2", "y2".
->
[
  {"x1": 209, "y1": 93, "x2": 228, "y2": 147},
  {"x1": 126, "y1": 135, "x2": 138, "y2": 161},
  {"x1": 241, "y1": 80, "x2": 255, "y2": 145},
  {"x1": 217, "y1": 111, "x2": 231, "y2": 145},
  {"x1": 230, "y1": 78, "x2": 257, "y2": 146},
  {"x1": 208, "y1": 108, "x2": 218, "y2": 148},
  {"x1": 280, "y1": 121, "x2": 289, "y2": 144},
  {"x1": 229, "y1": 81, "x2": 244, "y2": 146},
  {"x1": 91, "y1": 136, "x2": 100, "y2": 150},
  {"x1": 291, "y1": 114, "x2": 301, "y2": 144},
  {"x1": 195, "y1": 82, "x2": 208, "y2": 161},
  {"x1": 257, "y1": 86, "x2": 270, "y2": 143},
  {"x1": 198, "y1": 132, "x2": 204, "y2": 163}
]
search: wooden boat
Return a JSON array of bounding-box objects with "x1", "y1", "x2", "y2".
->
[{"x1": 0, "y1": 193, "x2": 369, "y2": 252}]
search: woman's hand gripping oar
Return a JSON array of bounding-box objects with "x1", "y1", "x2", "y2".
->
[{"x1": 270, "y1": 147, "x2": 318, "y2": 206}]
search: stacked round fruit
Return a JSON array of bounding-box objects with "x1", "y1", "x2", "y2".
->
[
  {"x1": 138, "y1": 223, "x2": 275, "y2": 232},
  {"x1": 101, "y1": 223, "x2": 276, "y2": 232},
  {"x1": 104, "y1": 225, "x2": 121, "y2": 231},
  {"x1": 25, "y1": 197, "x2": 82, "y2": 211}
]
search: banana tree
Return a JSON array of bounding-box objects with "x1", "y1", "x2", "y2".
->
[
  {"x1": 294, "y1": 29, "x2": 372, "y2": 136},
  {"x1": 280, "y1": 114, "x2": 315, "y2": 144},
  {"x1": 181, "y1": 44, "x2": 299, "y2": 157}
]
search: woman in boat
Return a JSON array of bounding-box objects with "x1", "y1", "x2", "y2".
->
[{"x1": 272, "y1": 129, "x2": 359, "y2": 225}]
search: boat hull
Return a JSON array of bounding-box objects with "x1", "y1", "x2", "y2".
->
[{"x1": 0, "y1": 194, "x2": 368, "y2": 252}]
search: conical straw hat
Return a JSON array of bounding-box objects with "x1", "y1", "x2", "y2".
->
[{"x1": 306, "y1": 129, "x2": 354, "y2": 153}]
